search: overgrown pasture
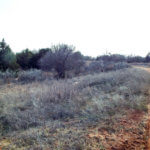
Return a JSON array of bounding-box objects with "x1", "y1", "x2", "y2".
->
[{"x1": 0, "y1": 67, "x2": 150, "y2": 149}]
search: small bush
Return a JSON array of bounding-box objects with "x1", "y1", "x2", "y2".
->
[
  {"x1": 18, "y1": 69, "x2": 44, "y2": 82},
  {"x1": 0, "y1": 70, "x2": 18, "y2": 84},
  {"x1": 0, "y1": 70, "x2": 17, "y2": 79},
  {"x1": 85, "y1": 61, "x2": 130, "y2": 74}
]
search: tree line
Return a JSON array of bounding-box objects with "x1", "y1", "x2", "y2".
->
[{"x1": 0, "y1": 38, "x2": 150, "y2": 78}]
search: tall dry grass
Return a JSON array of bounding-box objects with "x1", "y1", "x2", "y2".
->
[{"x1": 0, "y1": 67, "x2": 150, "y2": 149}]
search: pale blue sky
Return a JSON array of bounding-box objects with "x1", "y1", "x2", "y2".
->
[{"x1": 0, "y1": 0, "x2": 150, "y2": 57}]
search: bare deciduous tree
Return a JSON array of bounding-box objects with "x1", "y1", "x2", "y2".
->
[{"x1": 40, "y1": 44, "x2": 84, "y2": 78}]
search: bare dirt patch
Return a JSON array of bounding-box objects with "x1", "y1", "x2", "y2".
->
[{"x1": 87, "y1": 109, "x2": 147, "y2": 150}]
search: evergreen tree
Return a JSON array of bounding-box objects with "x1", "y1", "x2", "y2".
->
[
  {"x1": 0, "y1": 39, "x2": 18, "y2": 70},
  {"x1": 16, "y1": 49, "x2": 33, "y2": 69}
]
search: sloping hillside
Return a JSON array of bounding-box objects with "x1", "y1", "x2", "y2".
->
[{"x1": 0, "y1": 67, "x2": 150, "y2": 149}]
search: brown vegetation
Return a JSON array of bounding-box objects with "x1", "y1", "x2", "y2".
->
[{"x1": 0, "y1": 67, "x2": 150, "y2": 149}]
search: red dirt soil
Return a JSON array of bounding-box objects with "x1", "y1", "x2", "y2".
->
[
  {"x1": 88, "y1": 109, "x2": 147, "y2": 150},
  {"x1": 146, "y1": 104, "x2": 150, "y2": 150}
]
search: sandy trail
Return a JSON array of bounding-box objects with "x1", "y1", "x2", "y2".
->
[{"x1": 134, "y1": 66, "x2": 150, "y2": 72}]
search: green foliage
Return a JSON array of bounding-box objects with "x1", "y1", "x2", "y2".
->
[
  {"x1": 16, "y1": 49, "x2": 33, "y2": 69},
  {"x1": 0, "y1": 39, "x2": 18, "y2": 71},
  {"x1": 16, "y1": 48, "x2": 51, "y2": 70},
  {"x1": 29, "y1": 48, "x2": 50, "y2": 69},
  {"x1": 0, "y1": 37, "x2": 149, "y2": 75},
  {"x1": 145, "y1": 52, "x2": 150, "y2": 62}
]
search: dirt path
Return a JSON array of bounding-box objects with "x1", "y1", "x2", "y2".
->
[{"x1": 133, "y1": 65, "x2": 150, "y2": 73}]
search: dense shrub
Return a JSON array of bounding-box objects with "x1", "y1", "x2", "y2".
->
[
  {"x1": 18, "y1": 69, "x2": 44, "y2": 82},
  {"x1": 40, "y1": 44, "x2": 85, "y2": 78},
  {"x1": 97, "y1": 54, "x2": 126, "y2": 62},
  {"x1": 0, "y1": 70, "x2": 18, "y2": 84},
  {"x1": 0, "y1": 70, "x2": 16, "y2": 79},
  {"x1": 0, "y1": 39, "x2": 18, "y2": 71},
  {"x1": 85, "y1": 61, "x2": 130, "y2": 73},
  {"x1": 127, "y1": 55, "x2": 145, "y2": 63},
  {"x1": 16, "y1": 49, "x2": 33, "y2": 69}
]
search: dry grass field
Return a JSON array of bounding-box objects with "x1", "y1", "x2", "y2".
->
[{"x1": 0, "y1": 67, "x2": 150, "y2": 149}]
